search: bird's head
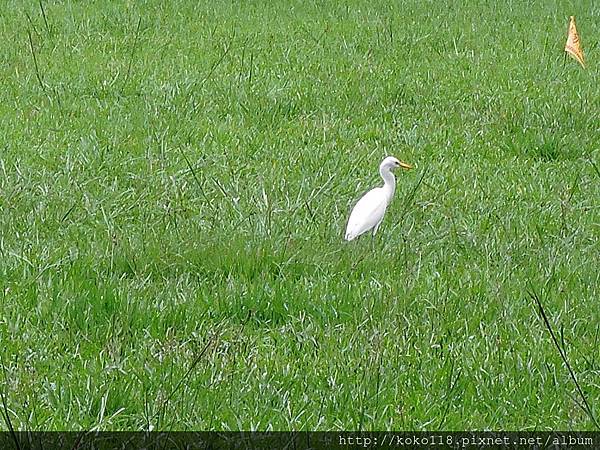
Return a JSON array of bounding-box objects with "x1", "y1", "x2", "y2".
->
[{"x1": 381, "y1": 156, "x2": 413, "y2": 171}]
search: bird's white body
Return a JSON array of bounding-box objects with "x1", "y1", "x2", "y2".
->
[{"x1": 344, "y1": 156, "x2": 412, "y2": 241}]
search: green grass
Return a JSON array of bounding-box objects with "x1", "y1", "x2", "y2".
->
[{"x1": 1, "y1": 0, "x2": 599, "y2": 431}]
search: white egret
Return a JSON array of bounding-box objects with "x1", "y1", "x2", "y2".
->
[{"x1": 344, "y1": 156, "x2": 413, "y2": 241}]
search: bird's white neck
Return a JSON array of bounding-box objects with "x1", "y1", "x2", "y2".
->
[{"x1": 380, "y1": 167, "x2": 396, "y2": 202}]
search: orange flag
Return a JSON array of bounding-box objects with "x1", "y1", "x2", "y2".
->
[{"x1": 565, "y1": 16, "x2": 585, "y2": 68}]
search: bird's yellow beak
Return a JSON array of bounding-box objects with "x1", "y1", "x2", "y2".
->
[{"x1": 399, "y1": 161, "x2": 413, "y2": 170}]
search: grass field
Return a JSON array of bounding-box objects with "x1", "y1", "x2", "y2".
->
[{"x1": 1, "y1": 0, "x2": 599, "y2": 431}]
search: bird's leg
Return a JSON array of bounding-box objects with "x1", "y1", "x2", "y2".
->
[
  {"x1": 371, "y1": 220, "x2": 382, "y2": 252},
  {"x1": 372, "y1": 222, "x2": 381, "y2": 236}
]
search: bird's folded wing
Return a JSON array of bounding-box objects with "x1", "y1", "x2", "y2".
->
[{"x1": 345, "y1": 188, "x2": 388, "y2": 239}]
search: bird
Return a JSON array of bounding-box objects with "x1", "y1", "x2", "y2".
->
[{"x1": 344, "y1": 156, "x2": 412, "y2": 241}]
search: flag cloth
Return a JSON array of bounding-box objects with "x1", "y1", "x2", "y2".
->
[{"x1": 565, "y1": 16, "x2": 585, "y2": 68}]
